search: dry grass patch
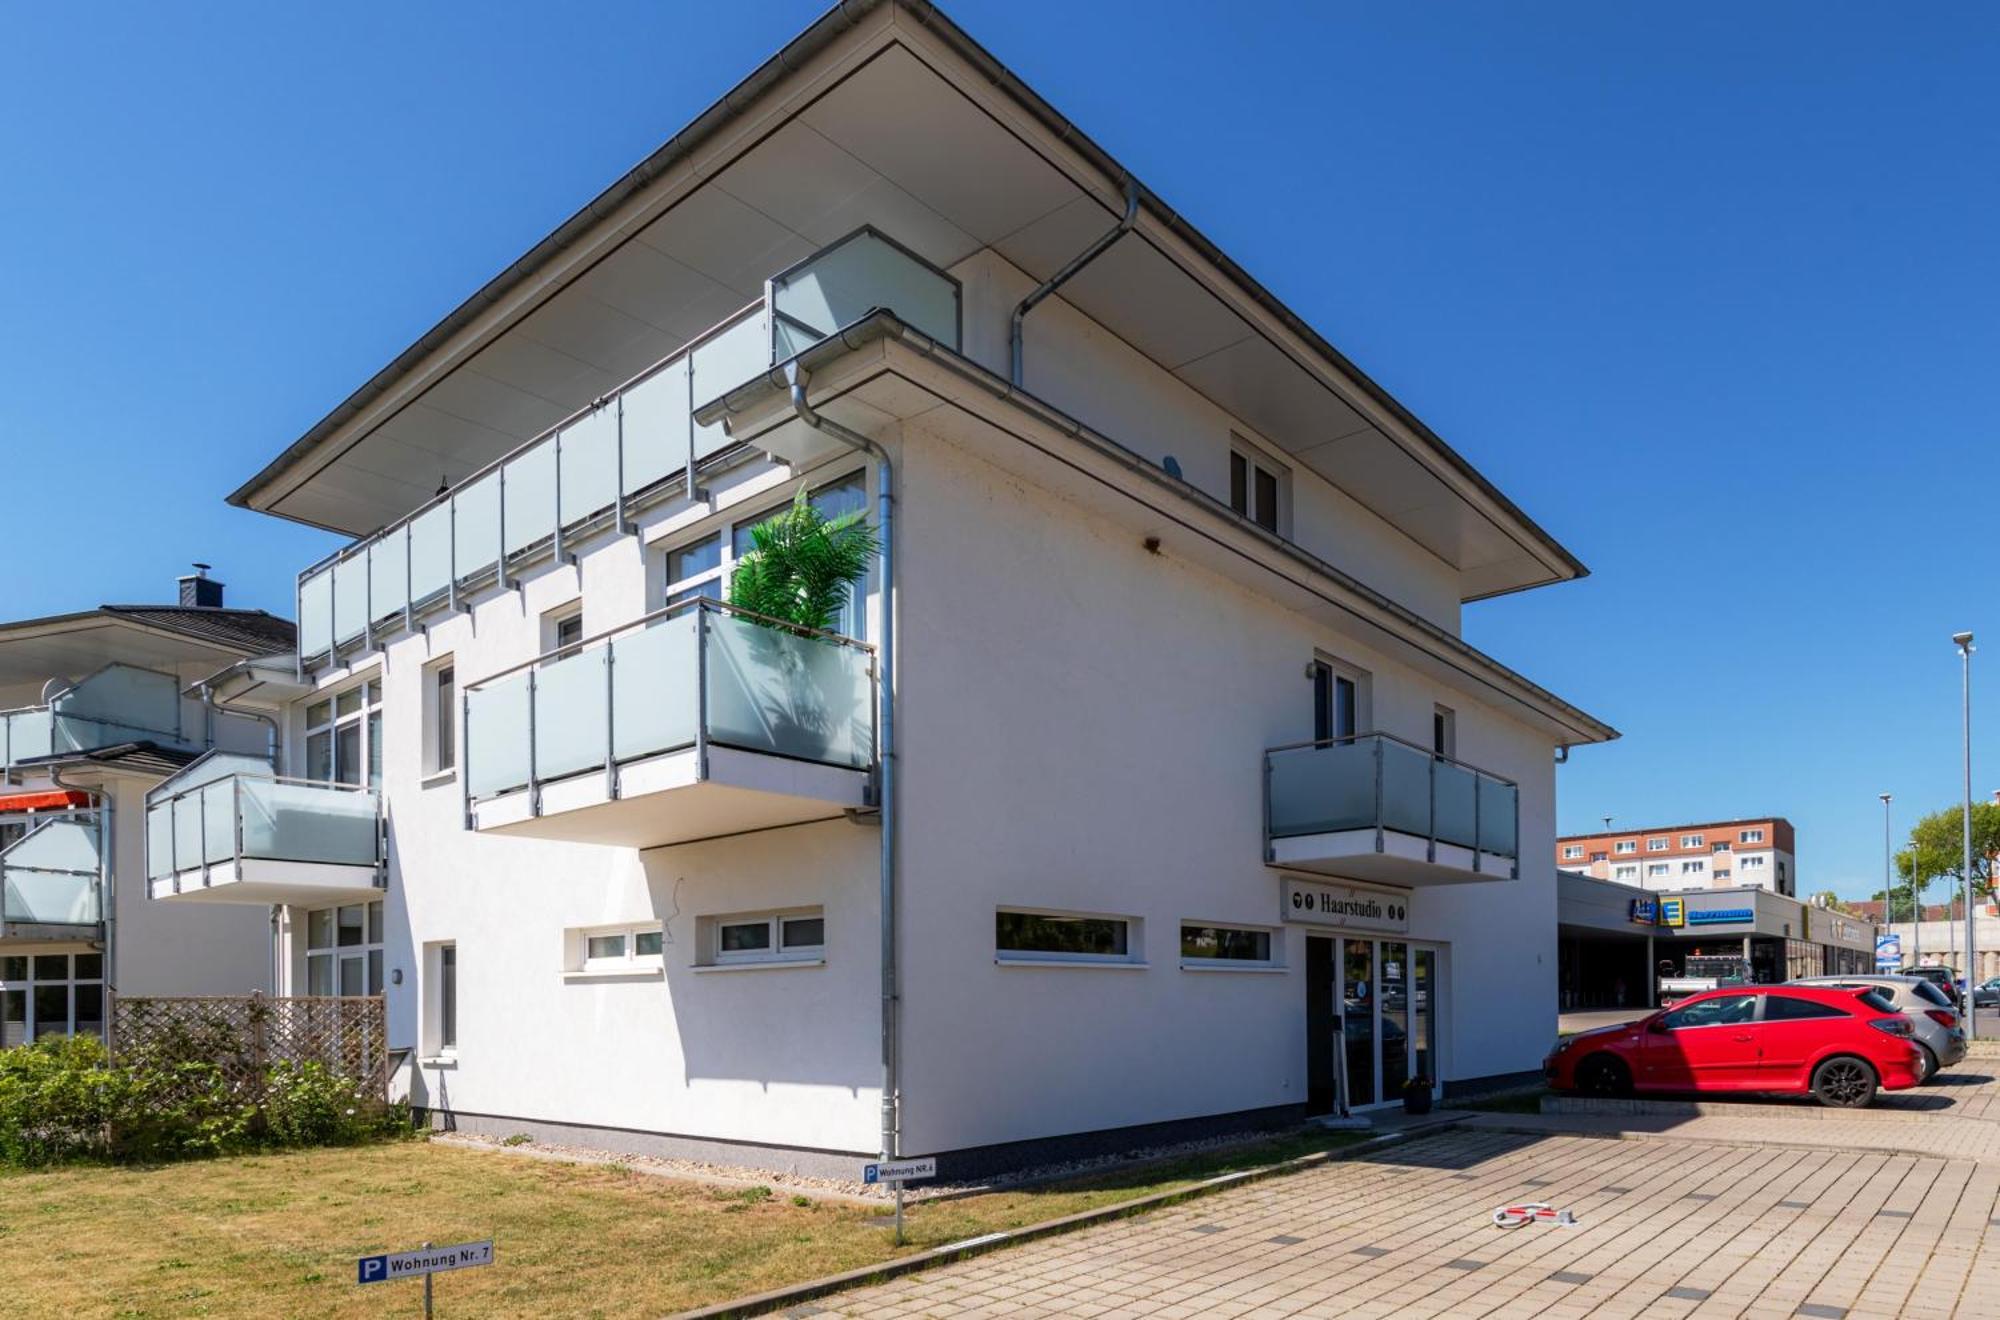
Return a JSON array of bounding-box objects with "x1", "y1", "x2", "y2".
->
[{"x1": 0, "y1": 1127, "x2": 1360, "y2": 1317}]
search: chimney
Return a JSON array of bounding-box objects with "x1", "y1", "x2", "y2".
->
[{"x1": 178, "y1": 563, "x2": 224, "y2": 609}]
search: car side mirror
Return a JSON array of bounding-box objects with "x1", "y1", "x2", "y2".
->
[{"x1": 1648, "y1": 1019, "x2": 1672, "y2": 1034}]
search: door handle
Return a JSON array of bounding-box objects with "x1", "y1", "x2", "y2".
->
[{"x1": 1731, "y1": 1033, "x2": 1754, "y2": 1042}]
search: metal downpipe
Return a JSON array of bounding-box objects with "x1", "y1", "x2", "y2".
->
[
  {"x1": 786, "y1": 366, "x2": 900, "y2": 1163},
  {"x1": 1010, "y1": 179, "x2": 1139, "y2": 387}
]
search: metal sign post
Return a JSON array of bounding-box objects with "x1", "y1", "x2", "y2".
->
[
  {"x1": 357, "y1": 1238, "x2": 495, "y2": 1316},
  {"x1": 862, "y1": 1157, "x2": 937, "y2": 1245}
]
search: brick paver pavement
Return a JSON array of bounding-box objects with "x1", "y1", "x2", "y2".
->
[{"x1": 810, "y1": 1066, "x2": 2000, "y2": 1318}]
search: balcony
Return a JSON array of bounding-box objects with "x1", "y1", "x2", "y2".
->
[
  {"x1": 295, "y1": 227, "x2": 959, "y2": 672},
  {"x1": 1, "y1": 811, "x2": 102, "y2": 939},
  {"x1": 464, "y1": 598, "x2": 875, "y2": 848},
  {"x1": 146, "y1": 754, "x2": 384, "y2": 905},
  {"x1": 2, "y1": 664, "x2": 199, "y2": 776},
  {"x1": 1265, "y1": 733, "x2": 1519, "y2": 886}
]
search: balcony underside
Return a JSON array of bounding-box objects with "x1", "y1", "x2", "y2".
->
[
  {"x1": 149, "y1": 858, "x2": 382, "y2": 906},
  {"x1": 470, "y1": 744, "x2": 872, "y2": 849},
  {"x1": 1268, "y1": 828, "x2": 1517, "y2": 887}
]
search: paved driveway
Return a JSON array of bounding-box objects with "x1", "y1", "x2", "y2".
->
[{"x1": 814, "y1": 1070, "x2": 2000, "y2": 1318}]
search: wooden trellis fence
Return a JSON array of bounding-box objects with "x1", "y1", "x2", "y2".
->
[{"x1": 112, "y1": 992, "x2": 389, "y2": 1105}]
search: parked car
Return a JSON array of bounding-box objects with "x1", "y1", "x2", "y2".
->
[
  {"x1": 1545, "y1": 985, "x2": 1924, "y2": 1108},
  {"x1": 1973, "y1": 978, "x2": 2000, "y2": 1009},
  {"x1": 1901, "y1": 966, "x2": 1963, "y2": 1006},
  {"x1": 1787, "y1": 974, "x2": 1965, "y2": 1081}
]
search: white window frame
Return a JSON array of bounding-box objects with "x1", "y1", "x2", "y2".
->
[
  {"x1": 543, "y1": 603, "x2": 585, "y2": 658},
  {"x1": 1646, "y1": 862, "x2": 1670, "y2": 878},
  {"x1": 423, "y1": 656, "x2": 456, "y2": 779},
  {"x1": 1, "y1": 951, "x2": 106, "y2": 1044},
  {"x1": 1740, "y1": 829, "x2": 1766, "y2": 844},
  {"x1": 1681, "y1": 860, "x2": 1706, "y2": 875},
  {"x1": 1228, "y1": 437, "x2": 1289, "y2": 536},
  {"x1": 1680, "y1": 834, "x2": 1703, "y2": 848},
  {"x1": 1646, "y1": 838, "x2": 1669, "y2": 852},
  {"x1": 1614, "y1": 840, "x2": 1637, "y2": 855},
  {"x1": 1178, "y1": 921, "x2": 1281, "y2": 972},
  {"x1": 1561, "y1": 845, "x2": 1584, "y2": 860},
  {"x1": 565, "y1": 922, "x2": 666, "y2": 977},
  {"x1": 302, "y1": 674, "x2": 382, "y2": 788},
  {"x1": 422, "y1": 940, "x2": 457, "y2": 1059},
  {"x1": 697, "y1": 907, "x2": 826, "y2": 969},
  {"x1": 994, "y1": 906, "x2": 1144, "y2": 968},
  {"x1": 1741, "y1": 854, "x2": 1767, "y2": 869},
  {"x1": 303, "y1": 900, "x2": 385, "y2": 997},
  {"x1": 1613, "y1": 864, "x2": 1639, "y2": 880}
]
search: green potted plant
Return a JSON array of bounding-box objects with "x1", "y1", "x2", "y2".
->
[{"x1": 1401, "y1": 1074, "x2": 1434, "y2": 1116}]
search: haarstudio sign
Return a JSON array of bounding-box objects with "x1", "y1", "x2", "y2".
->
[{"x1": 1280, "y1": 877, "x2": 1410, "y2": 935}]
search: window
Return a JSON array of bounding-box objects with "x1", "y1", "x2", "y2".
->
[
  {"x1": 1659, "y1": 994, "x2": 1756, "y2": 1029},
  {"x1": 1681, "y1": 834, "x2": 1704, "y2": 848},
  {"x1": 1910, "y1": 981, "x2": 1953, "y2": 1008},
  {"x1": 1310, "y1": 659, "x2": 1365, "y2": 743},
  {"x1": 1762, "y1": 995, "x2": 1846, "y2": 1022},
  {"x1": 426, "y1": 660, "x2": 456, "y2": 775},
  {"x1": 1740, "y1": 829, "x2": 1765, "y2": 844},
  {"x1": 1589, "y1": 851, "x2": 1607, "y2": 863},
  {"x1": 1712, "y1": 842, "x2": 1730, "y2": 854},
  {"x1": 1, "y1": 952, "x2": 104, "y2": 1045},
  {"x1": 1615, "y1": 841, "x2": 1637, "y2": 855},
  {"x1": 545, "y1": 606, "x2": 585, "y2": 658},
  {"x1": 1561, "y1": 845, "x2": 1584, "y2": 860},
  {"x1": 1741, "y1": 855, "x2": 1767, "y2": 870},
  {"x1": 701, "y1": 908, "x2": 825, "y2": 967},
  {"x1": 1180, "y1": 924, "x2": 1275, "y2": 967},
  {"x1": 1613, "y1": 865, "x2": 1638, "y2": 880},
  {"x1": 569, "y1": 922, "x2": 666, "y2": 974},
  {"x1": 1713, "y1": 868, "x2": 1731, "y2": 879},
  {"x1": 996, "y1": 909, "x2": 1138, "y2": 964},
  {"x1": 1228, "y1": 445, "x2": 1285, "y2": 533},
  {"x1": 304, "y1": 679, "x2": 382, "y2": 787},
  {"x1": 1432, "y1": 706, "x2": 1455, "y2": 758},
  {"x1": 1646, "y1": 838, "x2": 1669, "y2": 852},
  {"x1": 664, "y1": 471, "x2": 871, "y2": 639},
  {"x1": 439, "y1": 944, "x2": 457, "y2": 1051},
  {"x1": 1681, "y1": 860, "x2": 1706, "y2": 875},
  {"x1": 304, "y1": 900, "x2": 384, "y2": 996},
  {"x1": 1646, "y1": 863, "x2": 1670, "y2": 878}
]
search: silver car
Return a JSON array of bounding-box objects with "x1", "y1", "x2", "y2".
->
[{"x1": 1789, "y1": 974, "x2": 1966, "y2": 1082}]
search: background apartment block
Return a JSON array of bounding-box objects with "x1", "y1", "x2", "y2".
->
[
  {"x1": 155, "y1": 0, "x2": 1613, "y2": 1175},
  {"x1": 1558, "y1": 817, "x2": 1796, "y2": 897}
]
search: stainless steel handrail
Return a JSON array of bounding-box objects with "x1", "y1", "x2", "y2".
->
[
  {"x1": 1263, "y1": 728, "x2": 1520, "y2": 789},
  {"x1": 461, "y1": 594, "x2": 874, "y2": 694},
  {"x1": 149, "y1": 771, "x2": 376, "y2": 809}
]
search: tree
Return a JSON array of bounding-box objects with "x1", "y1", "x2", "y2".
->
[
  {"x1": 1893, "y1": 801, "x2": 2000, "y2": 913},
  {"x1": 727, "y1": 485, "x2": 878, "y2": 634}
]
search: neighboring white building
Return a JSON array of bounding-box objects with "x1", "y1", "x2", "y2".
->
[
  {"x1": 1, "y1": 571, "x2": 286, "y2": 1044},
  {"x1": 167, "y1": 0, "x2": 1615, "y2": 1176},
  {"x1": 1558, "y1": 818, "x2": 1797, "y2": 897}
]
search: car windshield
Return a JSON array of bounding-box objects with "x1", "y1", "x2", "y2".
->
[
  {"x1": 1856, "y1": 988, "x2": 1897, "y2": 1013},
  {"x1": 1911, "y1": 981, "x2": 1953, "y2": 1007}
]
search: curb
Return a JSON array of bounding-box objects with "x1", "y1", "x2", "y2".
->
[
  {"x1": 1465, "y1": 1116, "x2": 1964, "y2": 1163},
  {"x1": 669, "y1": 1118, "x2": 1463, "y2": 1319}
]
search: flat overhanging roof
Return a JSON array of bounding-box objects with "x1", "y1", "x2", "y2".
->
[{"x1": 230, "y1": 0, "x2": 1588, "y2": 603}]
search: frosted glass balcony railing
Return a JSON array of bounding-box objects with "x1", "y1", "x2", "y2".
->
[
  {"x1": 1, "y1": 664, "x2": 191, "y2": 773},
  {"x1": 297, "y1": 226, "x2": 961, "y2": 672},
  {"x1": 1, "y1": 812, "x2": 102, "y2": 928},
  {"x1": 1265, "y1": 732, "x2": 1519, "y2": 863},
  {"x1": 463, "y1": 598, "x2": 875, "y2": 804},
  {"x1": 146, "y1": 771, "x2": 382, "y2": 885}
]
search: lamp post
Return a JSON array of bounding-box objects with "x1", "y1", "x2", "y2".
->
[
  {"x1": 1881, "y1": 792, "x2": 1893, "y2": 955},
  {"x1": 1955, "y1": 631, "x2": 1976, "y2": 1040}
]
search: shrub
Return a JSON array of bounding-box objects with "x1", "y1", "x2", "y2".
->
[{"x1": 0, "y1": 1037, "x2": 404, "y2": 1167}]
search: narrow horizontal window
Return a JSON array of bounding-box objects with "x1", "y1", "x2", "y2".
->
[
  {"x1": 996, "y1": 910, "x2": 1136, "y2": 963},
  {"x1": 1181, "y1": 924, "x2": 1273, "y2": 964},
  {"x1": 701, "y1": 908, "x2": 826, "y2": 966},
  {"x1": 586, "y1": 934, "x2": 626, "y2": 961},
  {"x1": 568, "y1": 923, "x2": 666, "y2": 974}
]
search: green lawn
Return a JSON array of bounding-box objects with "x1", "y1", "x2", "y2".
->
[{"x1": 0, "y1": 1128, "x2": 1362, "y2": 1317}]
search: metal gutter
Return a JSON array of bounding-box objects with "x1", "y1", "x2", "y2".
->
[
  {"x1": 228, "y1": 0, "x2": 1589, "y2": 593},
  {"x1": 697, "y1": 311, "x2": 1618, "y2": 745},
  {"x1": 1011, "y1": 179, "x2": 1136, "y2": 386}
]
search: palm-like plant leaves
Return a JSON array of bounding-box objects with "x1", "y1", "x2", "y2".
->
[{"x1": 728, "y1": 485, "x2": 878, "y2": 634}]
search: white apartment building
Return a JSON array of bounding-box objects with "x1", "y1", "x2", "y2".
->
[
  {"x1": 165, "y1": 0, "x2": 1615, "y2": 1176},
  {"x1": 1558, "y1": 818, "x2": 1796, "y2": 897},
  {"x1": 1, "y1": 571, "x2": 284, "y2": 1044}
]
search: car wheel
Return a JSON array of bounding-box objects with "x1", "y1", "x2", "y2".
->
[
  {"x1": 1915, "y1": 1044, "x2": 1940, "y2": 1084},
  {"x1": 1575, "y1": 1054, "x2": 1630, "y2": 1097},
  {"x1": 1811, "y1": 1056, "x2": 1878, "y2": 1109}
]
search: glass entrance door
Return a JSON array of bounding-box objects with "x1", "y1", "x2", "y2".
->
[{"x1": 1335, "y1": 939, "x2": 1441, "y2": 1108}]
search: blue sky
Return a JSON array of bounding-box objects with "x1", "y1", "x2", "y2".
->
[{"x1": 2, "y1": 2, "x2": 1994, "y2": 899}]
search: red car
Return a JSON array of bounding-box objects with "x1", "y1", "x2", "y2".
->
[{"x1": 1546, "y1": 985, "x2": 1924, "y2": 1108}]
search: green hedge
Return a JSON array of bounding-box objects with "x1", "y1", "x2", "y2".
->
[{"x1": 0, "y1": 1036, "x2": 407, "y2": 1166}]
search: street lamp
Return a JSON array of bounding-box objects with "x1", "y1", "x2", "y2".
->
[
  {"x1": 1880, "y1": 792, "x2": 1893, "y2": 943},
  {"x1": 1955, "y1": 630, "x2": 1976, "y2": 1040}
]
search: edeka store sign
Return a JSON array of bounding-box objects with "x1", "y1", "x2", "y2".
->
[{"x1": 1281, "y1": 877, "x2": 1410, "y2": 934}]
